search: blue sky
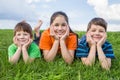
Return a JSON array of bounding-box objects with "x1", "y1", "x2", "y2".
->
[{"x1": 0, "y1": 0, "x2": 120, "y2": 31}]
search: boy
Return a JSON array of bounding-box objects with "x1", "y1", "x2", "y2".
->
[
  {"x1": 8, "y1": 21, "x2": 41, "y2": 64},
  {"x1": 76, "y1": 17, "x2": 115, "y2": 70}
]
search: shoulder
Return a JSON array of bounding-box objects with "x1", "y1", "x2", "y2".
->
[
  {"x1": 29, "y1": 42, "x2": 39, "y2": 48},
  {"x1": 103, "y1": 41, "x2": 112, "y2": 47},
  {"x1": 79, "y1": 35, "x2": 86, "y2": 43},
  {"x1": 102, "y1": 41, "x2": 113, "y2": 50},
  {"x1": 8, "y1": 43, "x2": 17, "y2": 49},
  {"x1": 69, "y1": 33, "x2": 77, "y2": 39},
  {"x1": 42, "y1": 28, "x2": 50, "y2": 36}
]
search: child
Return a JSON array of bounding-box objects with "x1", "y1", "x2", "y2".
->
[
  {"x1": 34, "y1": 11, "x2": 77, "y2": 64},
  {"x1": 8, "y1": 21, "x2": 41, "y2": 64},
  {"x1": 76, "y1": 17, "x2": 115, "y2": 70}
]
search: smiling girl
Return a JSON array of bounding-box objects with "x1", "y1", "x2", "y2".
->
[{"x1": 39, "y1": 11, "x2": 77, "y2": 64}]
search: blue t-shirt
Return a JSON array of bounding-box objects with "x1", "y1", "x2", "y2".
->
[{"x1": 76, "y1": 35, "x2": 115, "y2": 58}]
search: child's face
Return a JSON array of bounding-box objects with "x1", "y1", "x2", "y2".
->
[
  {"x1": 52, "y1": 15, "x2": 68, "y2": 37},
  {"x1": 15, "y1": 31, "x2": 31, "y2": 45},
  {"x1": 87, "y1": 24, "x2": 106, "y2": 43}
]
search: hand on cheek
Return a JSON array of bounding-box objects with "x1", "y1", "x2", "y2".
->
[
  {"x1": 13, "y1": 36, "x2": 22, "y2": 48},
  {"x1": 86, "y1": 32, "x2": 96, "y2": 47},
  {"x1": 50, "y1": 25, "x2": 59, "y2": 40},
  {"x1": 60, "y1": 26, "x2": 69, "y2": 40},
  {"x1": 97, "y1": 33, "x2": 107, "y2": 47},
  {"x1": 22, "y1": 38, "x2": 32, "y2": 49}
]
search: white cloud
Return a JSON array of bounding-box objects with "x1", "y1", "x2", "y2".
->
[
  {"x1": 87, "y1": 0, "x2": 120, "y2": 21},
  {"x1": 44, "y1": 0, "x2": 56, "y2": 2},
  {"x1": 0, "y1": 0, "x2": 38, "y2": 21},
  {"x1": 25, "y1": 0, "x2": 41, "y2": 4}
]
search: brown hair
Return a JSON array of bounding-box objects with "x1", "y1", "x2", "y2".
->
[
  {"x1": 14, "y1": 21, "x2": 33, "y2": 38},
  {"x1": 87, "y1": 17, "x2": 107, "y2": 32}
]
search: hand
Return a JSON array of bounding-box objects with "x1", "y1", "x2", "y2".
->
[
  {"x1": 22, "y1": 38, "x2": 33, "y2": 49},
  {"x1": 60, "y1": 26, "x2": 69, "y2": 41},
  {"x1": 34, "y1": 20, "x2": 43, "y2": 33},
  {"x1": 13, "y1": 36, "x2": 22, "y2": 48},
  {"x1": 50, "y1": 25, "x2": 59, "y2": 40},
  {"x1": 86, "y1": 32, "x2": 96, "y2": 47},
  {"x1": 97, "y1": 33, "x2": 107, "y2": 47}
]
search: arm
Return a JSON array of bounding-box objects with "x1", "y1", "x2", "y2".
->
[
  {"x1": 81, "y1": 45, "x2": 96, "y2": 66},
  {"x1": 43, "y1": 40, "x2": 59, "y2": 62},
  {"x1": 81, "y1": 33, "x2": 96, "y2": 66},
  {"x1": 97, "y1": 46, "x2": 111, "y2": 70},
  {"x1": 9, "y1": 47, "x2": 22, "y2": 64},
  {"x1": 9, "y1": 37, "x2": 22, "y2": 64},
  {"x1": 60, "y1": 40, "x2": 74, "y2": 64},
  {"x1": 42, "y1": 26, "x2": 60, "y2": 62},
  {"x1": 60, "y1": 26, "x2": 75, "y2": 64},
  {"x1": 22, "y1": 39, "x2": 34, "y2": 63},
  {"x1": 97, "y1": 33, "x2": 111, "y2": 70}
]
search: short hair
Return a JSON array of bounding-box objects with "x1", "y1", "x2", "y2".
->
[
  {"x1": 87, "y1": 17, "x2": 107, "y2": 32},
  {"x1": 14, "y1": 21, "x2": 33, "y2": 38}
]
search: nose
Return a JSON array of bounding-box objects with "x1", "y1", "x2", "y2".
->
[
  {"x1": 95, "y1": 31, "x2": 100, "y2": 35},
  {"x1": 58, "y1": 26, "x2": 62, "y2": 30},
  {"x1": 20, "y1": 34, "x2": 24, "y2": 38}
]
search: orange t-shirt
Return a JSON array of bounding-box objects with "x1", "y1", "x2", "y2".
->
[{"x1": 39, "y1": 28, "x2": 77, "y2": 52}]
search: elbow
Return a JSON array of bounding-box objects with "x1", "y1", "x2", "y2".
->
[
  {"x1": 9, "y1": 59, "x2": 17, "y2": 64},
  {"x1": 101, "y1": 64, "x2": 111, "y2": 70},
  {"x1": 82, "y1": 60, "x2": 94, "y2": 66},
  {"x1": 44, "y1": 56, "x2": 54, "y2": 62},
  {"x1": 64, "y1": 58, "x2": 74, "y2": 65}
]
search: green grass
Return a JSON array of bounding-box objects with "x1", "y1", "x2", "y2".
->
[{"x1": 0, "y1": 29, "x2": 120, "y2": 80}]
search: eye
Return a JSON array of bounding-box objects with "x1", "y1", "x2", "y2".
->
[
  {"x1": 16, "y1": 33, "x2": 21, "y2": 36},
  {"x1": 100, "y1": 31, "x2": 104, "y2": 33},
  {"x1": 99, "y1": 30, "x2": 105, "y2": 33},
  {"x1": 62, "y1": 23, "x2": 66, "y2": 26},
  {"x1": 54, "y1": 23, "x2": 59, "y2": 27},
  {"x1": 91, "y1": 29, "x2": 96, "y2": 32},
  {"x1": 23, "y1": 33, "x2": 28, "y2": 36}
]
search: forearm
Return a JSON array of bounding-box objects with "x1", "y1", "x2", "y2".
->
[
  {"x1": 82, "y1": 45, "x2": 96, "y2": 65},
  {"x1": 97, "y1": 46, "x2": 111, "y2": 70},
  {"x1": 22, "y1": 48, "x2": 29, "y2": 63},
  {"x1": 9, "y1": 48, "x2": 21, "y2": 64},
  {"x1": 60, "y1": 40, "x2": 74, "y2": 64},
  {"x1": 44, "y1": 40, "x2": 59, "y2": 61}
]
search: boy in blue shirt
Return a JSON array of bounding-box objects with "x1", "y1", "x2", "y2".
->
[{"x1": 76, "y1": 17, "x2": 115, "y2": 70}]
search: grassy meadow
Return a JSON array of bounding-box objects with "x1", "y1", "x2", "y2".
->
[{"x1": 0, "y1": 29, "x2": 120, "y2": 80}]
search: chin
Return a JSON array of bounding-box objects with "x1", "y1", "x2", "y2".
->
[
  {"x1": 20, "y1": 42, "x2": 26, "y2": 45},
  {"x1": 57, "y1": 35, "x2": 63, "y2": 38},
  {"x1": 94, "y1": 39, "x2": 100, "y2": 43}
]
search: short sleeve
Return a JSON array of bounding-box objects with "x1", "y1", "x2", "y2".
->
[
  {"x1": 103, "y1": 42, "x2": 115, "y2": 58},
  {"x1": 39, "y1": 30, "x2": 53, "y2": 50},
  {"x1": 8, "y1": 44, "x2": 17, "y2": 57},
  {"x1": 67, "y1": 34, "x2": 77, "y2": 50},
  {"x1": 28, "y1": 42, "x2": 41, "y2": 58}
]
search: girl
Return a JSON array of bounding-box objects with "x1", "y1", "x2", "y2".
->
[{"x1": 35, "y1": 11, "x2": 77, "y2": 64}]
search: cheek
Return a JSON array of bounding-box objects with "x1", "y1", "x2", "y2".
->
[
  {"x1": 15, "y1": 35, "x2": 20, "y2": 39},
  {"x1": 89, "y1": 32, "x2": 94, "y2": 36},
  {"x1": 53, "y1": 26, "x2": 57, "y2": 31}
]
